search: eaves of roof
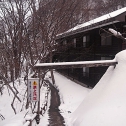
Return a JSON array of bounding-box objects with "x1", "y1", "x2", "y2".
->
[
  {"x1": 56, "y1": 7, "x2": 126, "y2": 40},
  {"x1": 57, "y1": 20, "x2": 119, "y2": 39}
]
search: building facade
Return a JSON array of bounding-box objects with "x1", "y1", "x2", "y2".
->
[{"x1": 53, "y1": 7, "x2": 126, "y2": 87}]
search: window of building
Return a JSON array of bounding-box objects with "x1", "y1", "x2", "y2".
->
[
  {"x1": 83, "y1": 67, "x2": 89, "y2": 77},
  {"x1": 83, "y1": 36, "x2": 86, "y2": 47},
  {"x1": 63, "y1": 40, "x2": 67, "y2": 45},
  {"x1": 83, "y1": 35, "x2": 90, "y2": 47},
  {"x1": 73, "y1": 38, "x2": 76, "y2": 48},
  {"x1": 101, "y1": 57, "x2": 111, "y2": 60},
  {"x1": 101, "y1": 33, "x2": 112, "y2": 46}
]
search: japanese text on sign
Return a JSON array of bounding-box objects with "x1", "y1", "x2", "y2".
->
[{"x1": 28, "y1": 78, "x2": 39, "y2": 102}]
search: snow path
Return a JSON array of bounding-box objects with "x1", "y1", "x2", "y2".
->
[{"x1": 46, "y1": 80, "x2": 65, "y2": 126}]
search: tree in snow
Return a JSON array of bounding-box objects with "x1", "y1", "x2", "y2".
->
[{"x1": 0, "y1": 0, "x2": 91, "y2": 114}]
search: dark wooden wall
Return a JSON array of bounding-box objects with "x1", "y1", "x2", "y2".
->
[{"x1": 54, "y1": 22, "x2": 126, "y2": 87}]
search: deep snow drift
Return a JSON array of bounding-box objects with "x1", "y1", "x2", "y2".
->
[
  {"x1": 70, "y1": 50, "x2": 126, "y2": 126},
  {"x1": 1, "y1": 50, "x2": 126, "y2": 126},
  {"x1": 0, "y1": 68, "x2": 90, "y2": 126}
]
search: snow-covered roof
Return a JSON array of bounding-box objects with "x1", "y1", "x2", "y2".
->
[{"x1": 57, "y1": 7, "x2": 126, "y2": 39}]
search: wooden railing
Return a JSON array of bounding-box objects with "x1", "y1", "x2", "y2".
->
[{"x1": 34, "y1": 59, "x2": 117, "y2": 70}]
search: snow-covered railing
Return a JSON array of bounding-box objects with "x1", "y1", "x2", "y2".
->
[
  {"x1": 23, "y1": 113, "x2": 37, "y2": 126},
  {"x1": 34, "y1": 59, "x2": 117, "y2": 69},
  {"x1": 23, "y1": 121, "x2": 30, "y2": 126}
]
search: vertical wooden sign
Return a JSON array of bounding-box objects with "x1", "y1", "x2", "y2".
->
[{"x1": 28, "y1": 78, "x2": 39, "y2": 102}]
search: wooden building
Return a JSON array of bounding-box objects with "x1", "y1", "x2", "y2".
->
[{"x1": 53, "y1": 7, "x2": 126, "y2": 87}]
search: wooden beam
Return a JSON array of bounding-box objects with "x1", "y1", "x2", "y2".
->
[{"x1": 34, "y1": 60, "x2": 117, "y2": 70}]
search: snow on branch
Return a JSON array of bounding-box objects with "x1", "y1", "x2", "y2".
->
[
  {"x1": 109, "y1": 28, "x2": 122, "y2": 37},
  {"x1": 109, "y1": 28, "x2": 126, "y2": 42}
]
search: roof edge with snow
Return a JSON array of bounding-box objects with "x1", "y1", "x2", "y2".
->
[{"x1": 56, "y1": 7, "x2": 126, "y2": 40}]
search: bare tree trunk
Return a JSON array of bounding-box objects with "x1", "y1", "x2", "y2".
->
[
  {"x1": 0, "y1": 113, "x2": 5, "y2": 120},
  {"x1": 0, "y1": 73, "x2": 21, "y2": 102},
  {"x1": 50, "y1": 51, "x2": 55, "y2": 84},
  {"x1": 11, "y1": 96, "x2": 16, "y2": 114}
]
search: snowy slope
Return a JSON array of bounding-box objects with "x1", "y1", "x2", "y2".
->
[
  {"x1": 0, "y1": 71, "x2": 90, "y2": 126},
  {"x1": 0, "y1": 79, "x2": 50, "y2": 126},
  {"x1": 1, "y1": 50, "x2": 126, "y2": 126},
  {"x1": 70, "y1": 50, "x2": 126, "y2": 126}
]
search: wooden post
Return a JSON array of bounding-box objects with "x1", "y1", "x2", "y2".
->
[
  {"x1": 37, "y1": 69, "x2": 40, "y2": 124},
  {"x1": 29, "y1": 120, "x2": 32, "y2": 126}
]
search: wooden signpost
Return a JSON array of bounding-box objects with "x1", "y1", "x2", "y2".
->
[{"x1": 28, "y1": 78, "x2": 39, "y2": 102}]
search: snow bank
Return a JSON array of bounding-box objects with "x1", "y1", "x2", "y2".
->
[
  {"x1": 70, "y1": 50, "x2": 126, "y2": 126},
  {"x1": 0, "y1": 78, "x2": 50, "y2": 126},
  {"x1": 50, "y1": 72, "x2": 91, "y2": 124},
  {"x1": 0, "y1": 111, "x2": 26, "y2": 126},
  {"x1": 2, "y1": 50, "x2": 126, "y2": 126}
]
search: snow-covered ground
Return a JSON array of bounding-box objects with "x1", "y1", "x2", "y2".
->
[
  {"x1": 47, "y1": 71, "x2": 91, "y2": 125},
  {"x1": 0, "y1": 68, "x2": 90, "y2": 126},
  {"x1": 70, "y1": 50, "x2": 126, "y2": 126},
  {"x1": 1, "y1": 50, "x2": 126, "y2": 126},
  {"x1": 0, "y1": 79, "x2": 51, "y2": 126}
]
